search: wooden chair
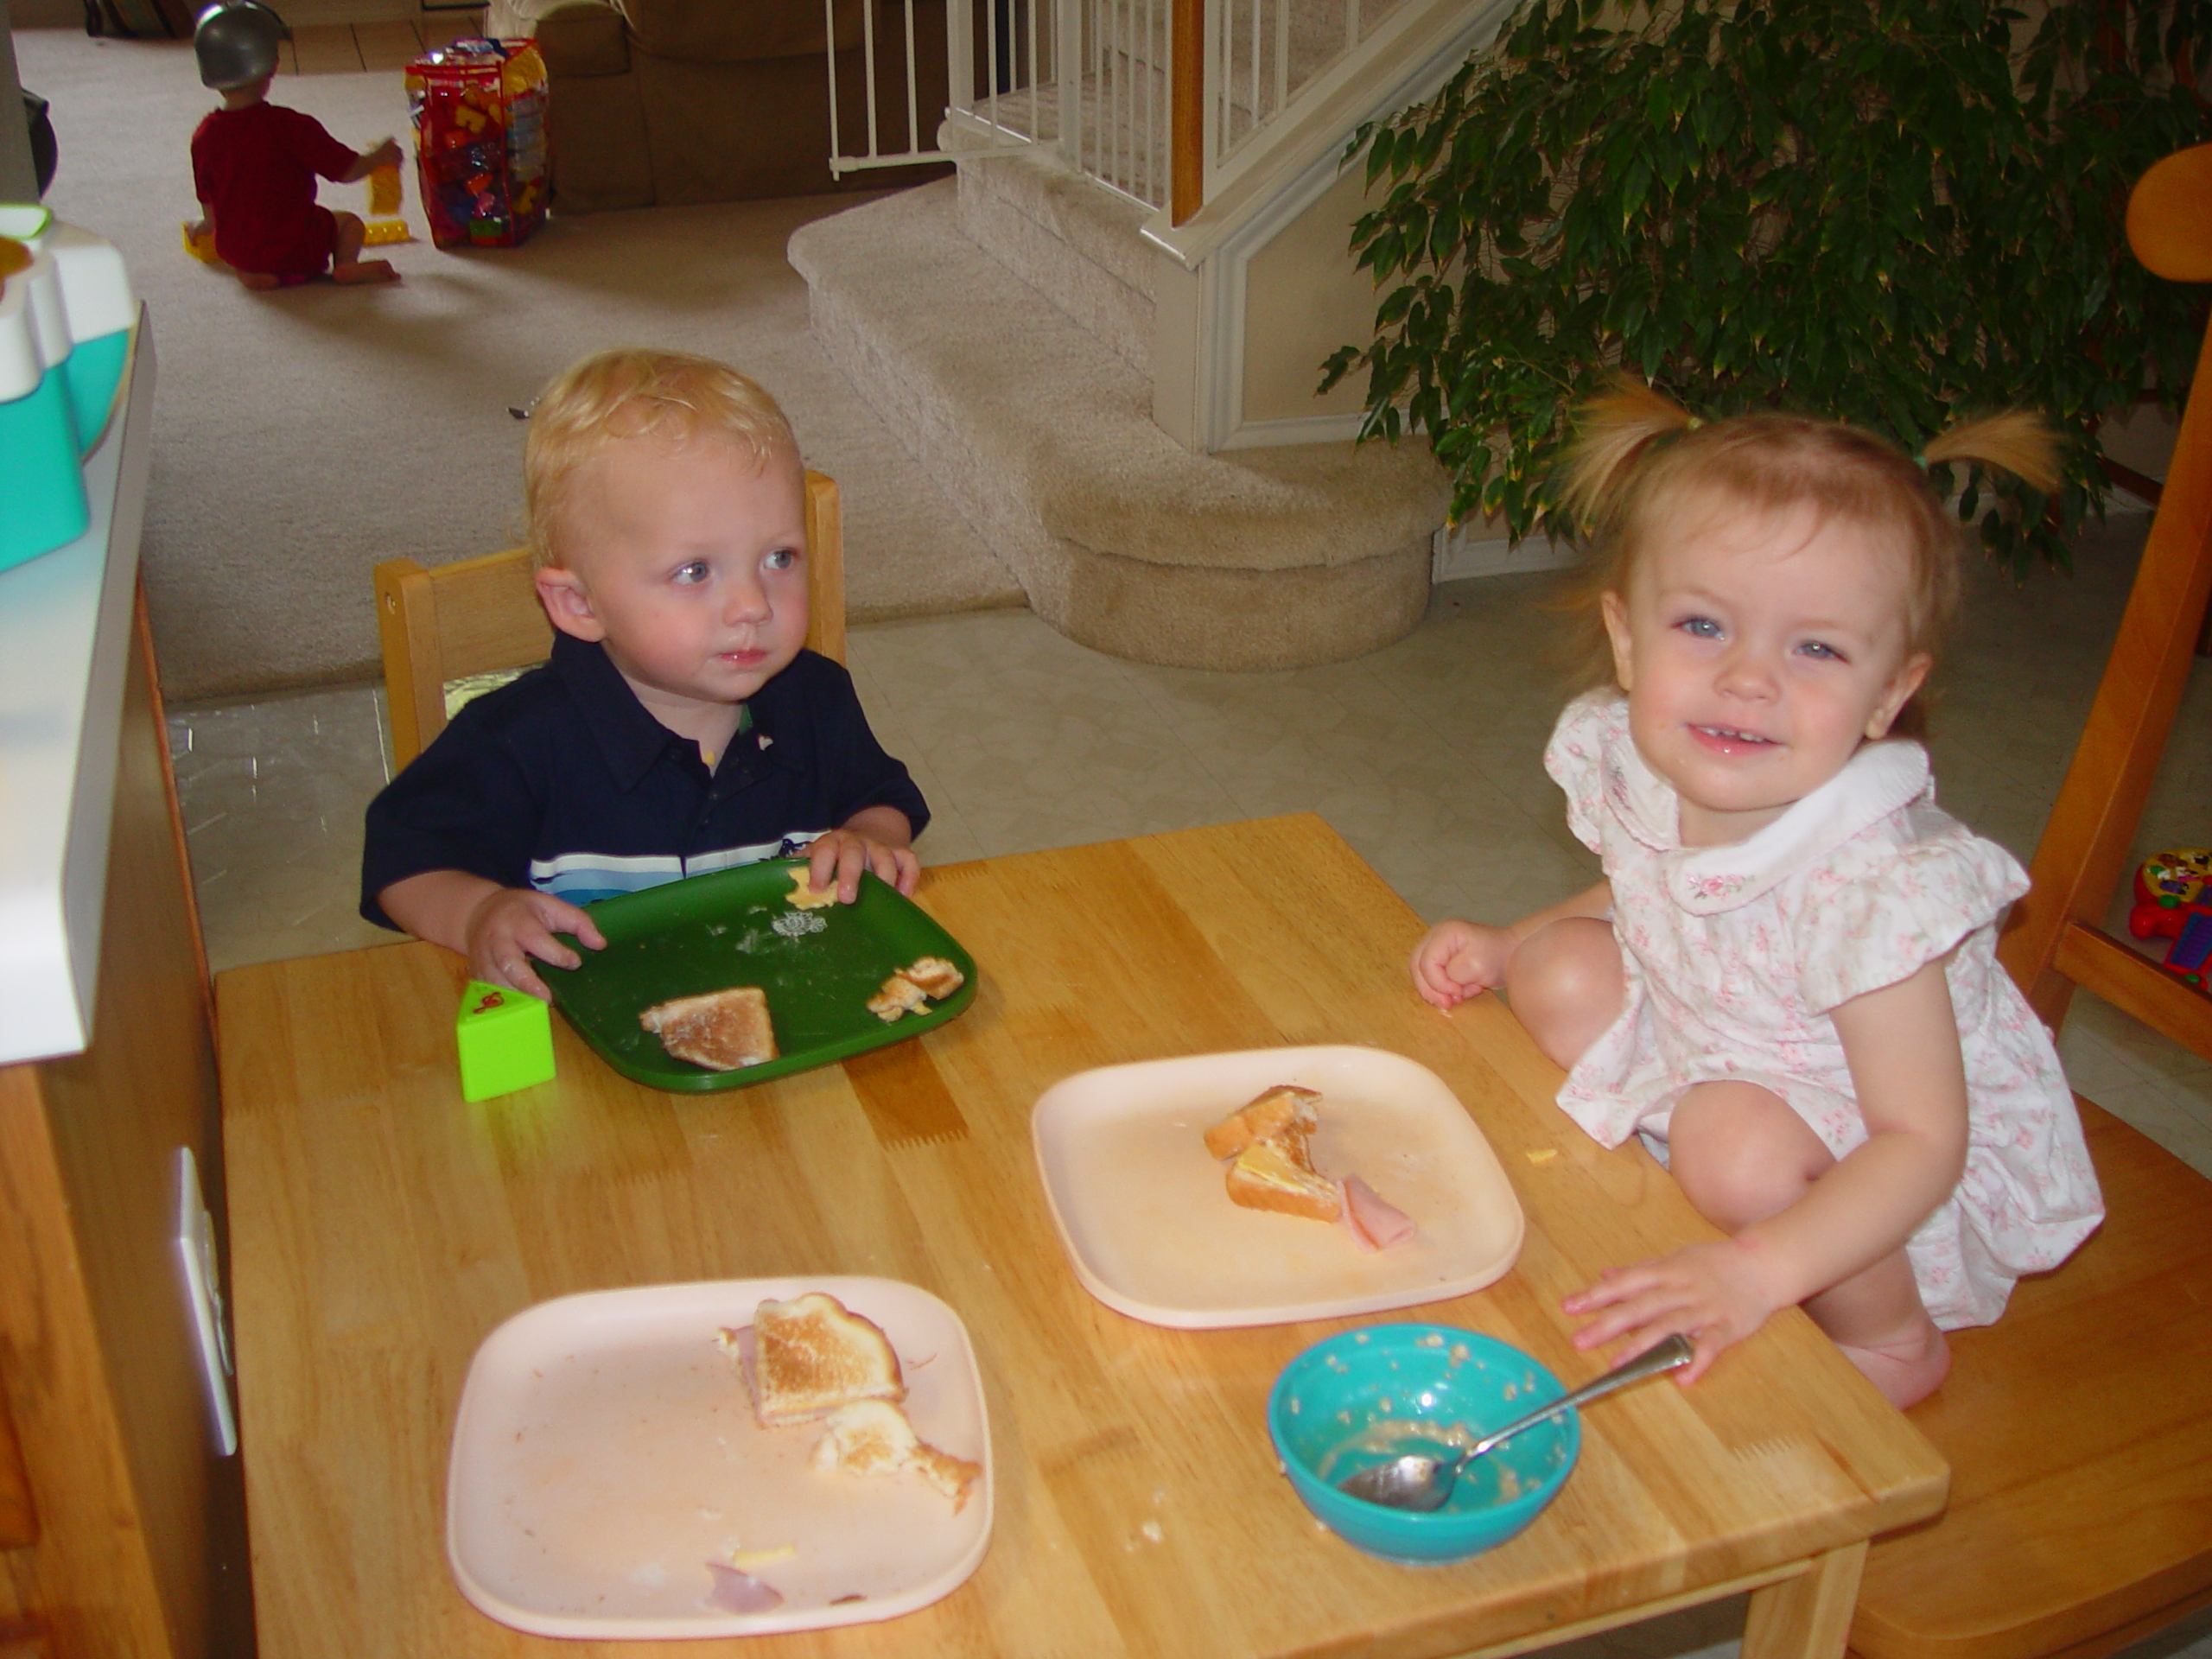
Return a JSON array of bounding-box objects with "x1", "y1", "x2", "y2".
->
[
  {"x1": 374, "y1": 469, "x2": 847, "y2": 768},
  {"x1": 1849, "y1": 143, "x2": 2212, "y2": 1659}
]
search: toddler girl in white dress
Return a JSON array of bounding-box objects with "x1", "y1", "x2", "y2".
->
[{"x1": 1413, "y1": 379, "x2": 2103, "y2": 1407}]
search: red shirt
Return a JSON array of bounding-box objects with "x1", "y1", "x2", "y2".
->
[{"x1": 191, "y1": 101, "x2": 361, "y2": 277}]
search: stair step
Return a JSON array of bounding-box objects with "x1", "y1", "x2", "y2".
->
[
  {"x1": 789, "y1": 179, "x2": 1450, "y2": 671},
  {"x1": 950, "y1": 134, "x2": 1155, "y2": 371}
]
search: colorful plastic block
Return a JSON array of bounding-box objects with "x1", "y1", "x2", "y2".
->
[{"x1": 456, "y1": 980, "x2": 555, "y2": 1101}]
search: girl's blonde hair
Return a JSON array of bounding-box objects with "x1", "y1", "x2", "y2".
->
[
  {"x1": 524, "y1": 348, "x2": 799, "y2": 569},
  {"x1": 1557, "y1": 377, "x2": 2057, "y2": 736}
]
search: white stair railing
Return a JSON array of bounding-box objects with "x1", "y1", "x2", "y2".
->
[{"x1": 829, "y1": 0, "x2": 1406, "y2": 221}]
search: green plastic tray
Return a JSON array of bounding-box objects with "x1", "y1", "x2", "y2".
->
[{"x1": 537, "y1": 860, "x2": 977, "y2": 1092}]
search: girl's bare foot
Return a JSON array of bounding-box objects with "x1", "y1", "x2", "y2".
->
[
  {"x1": 238, "y1": 270, "x2": 282, "y2": 290},
  {"x1": 332, "y1": 258, "x2": 398, "y2": 284},
  {"x1": 1840, "y1": 1325, "x2": 1950, "y2": 1408}
]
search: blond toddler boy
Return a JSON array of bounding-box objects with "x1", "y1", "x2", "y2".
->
[{"x1": 361, "y1": 349, "x2": 926, "y2": 999}]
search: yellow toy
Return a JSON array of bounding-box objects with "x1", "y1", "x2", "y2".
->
[
  {"x1": 181, "y1": 219, "x2": 219, "y2": 262},
  {"x1": 364, "y1": 158, "x2": 413, "y2": 246},
  {"x1": 368, "y1": 161, "x2": 402, "y2": 216}
]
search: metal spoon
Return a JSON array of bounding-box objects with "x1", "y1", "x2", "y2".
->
[{"x1": 1337, "y1": 1334, "x2": 1695, "y2": 1511}]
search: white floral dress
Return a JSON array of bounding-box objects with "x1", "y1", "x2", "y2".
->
[{"x1": 1546, "y1": 692, "x2": 2103, "y2": 1329}]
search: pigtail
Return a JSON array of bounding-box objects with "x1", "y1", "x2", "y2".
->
[
  {"x1": 1558, "y1": 374, "x2": 1700, "y2": 534},
  {"x1": 1921, "y1": 410, "x2": 2060, "y2": 494}
]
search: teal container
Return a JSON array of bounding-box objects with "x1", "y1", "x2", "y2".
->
[
  {"x1": 1, "y1": 203, "x2": 135, "y2": 575},
  {"x1": 61, "y1": 326, "x2": 130, "y2": 451},
  {"x1": 1268, "y1": 1325, "x2": 1580, "y2": 1564},
  {"x1": 0, "y1": 365, "x2": 91, "y2": 570}
]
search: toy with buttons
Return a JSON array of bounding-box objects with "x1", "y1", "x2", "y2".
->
[{"x1": 2128, "y1": 848, "x2": 2212, "y2": 993}]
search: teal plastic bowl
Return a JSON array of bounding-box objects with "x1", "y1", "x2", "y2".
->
[{"x1": 1268, "y1": 1325, "x2": 1579, "y2": 1563}]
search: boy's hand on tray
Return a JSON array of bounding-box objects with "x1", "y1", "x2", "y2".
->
[
  {"x1": 1411, "y1": 919, "x2": 1517, "y2": 1009},
  {"x1": 805, "y1": 820, "x2": 920, "y2": 902},
  {"x1": 467, "y1": 887, "x2": 607, "y2": 1001},
  {"x1": 1561, "y1": 1239, "x2": 1777, "y2": 1386}
]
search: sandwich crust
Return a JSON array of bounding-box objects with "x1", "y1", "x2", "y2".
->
[
  {"x1": 639, "y1": 985, "x2": 777, "y2": 1070},
  {"x1": 810, "y1": 1398, "x2": 982, "y2": 1511},
  {"x1": 744, "y1": 1292, "x2": 905, "y2": 1425},
  {"x1": 1203, "y1": 1084, "x2": 1321, "y2": 1160},
  {"x1": 868, "y1": 957, "x2": 966, "y2": 1021},
  {"x1": 1224, "y1": 1134, "x2": 1343, "y2": 1222},
  {"x1": 867, "y1": 974, "x2": 930, "y2": 1022},
  {"x1": 786, "y1": 867, "x2": 840, "y2": 910},
  {"x1": 902, "y1": 957, "x2": 964, "y2": 1000}
]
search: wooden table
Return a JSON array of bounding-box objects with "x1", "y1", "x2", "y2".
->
[{"x1": 219, "y1": 814, "x2": 1947, "y2": 1659}]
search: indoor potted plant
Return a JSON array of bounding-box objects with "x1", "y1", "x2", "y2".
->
[{"x1": 1323, "y1": 0, "x2": 2211, "y2": 569}]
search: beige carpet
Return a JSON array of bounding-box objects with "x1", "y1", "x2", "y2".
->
[{"x1": 15, "y1": 27, "x2": 1020, "y2": 702}]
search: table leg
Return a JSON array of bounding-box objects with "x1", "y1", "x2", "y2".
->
[{"x1": 1742, "y1": 1542, "x2": 1867, "y2": 1659}]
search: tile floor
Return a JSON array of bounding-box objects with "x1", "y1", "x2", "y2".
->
[
  {"x1": 278, "y1": 11, "x2": 486, "y2": 75},
  {"x1": 168, "y1": 504, "x2": 2212, "y2": 1659}
]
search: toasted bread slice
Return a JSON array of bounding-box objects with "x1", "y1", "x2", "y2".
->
[
  {"x1": 1203, "y1": 1084, "x2": 1322, "y2": 1160},
  {"x1": 639, "y1": 985, "x2": 777, "y2": 1070},
  {"x1": 1225, "y1": 1135, "x2": 1342, "y2": 1222},
  {"x1": 745, "y1": 1292, "x2": 904, "y2": 1425},
  {"x1": 810, "y1": 1398, "x2": 982, "y2": 1511},
  {"x1": 902, "y1": 957, "x2": 964, "y2": 999}
]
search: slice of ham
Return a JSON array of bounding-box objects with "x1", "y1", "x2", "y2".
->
[
  {"x1": 704, "y1": 1561, "x2": 785, "y2": 1614},
  {"x1": 1340, "y1": 1174, "x2": 1416, "y2": 1253}
]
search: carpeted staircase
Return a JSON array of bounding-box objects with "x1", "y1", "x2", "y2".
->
[{"x1": 789, "y1": 118, "x2": 1453, "y2": 671}]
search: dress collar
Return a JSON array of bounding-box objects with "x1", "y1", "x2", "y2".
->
[{"x1": 1595, "y1": 698, "x2": 1932, "y2": 912}]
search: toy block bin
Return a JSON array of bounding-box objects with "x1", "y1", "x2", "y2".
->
[
  {"x1": 404, "y1": 40, "x2": 549, "y2": 250},
  {"x1": 0, "y1": 205, "x2": 136, "y2": 574},
  {"x1": 457, "y1": 980, "x2": 556, "y2": 1101}
]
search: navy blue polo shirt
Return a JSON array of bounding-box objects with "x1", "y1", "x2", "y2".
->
[{"x1": 360, "y1": 633, "x2": 929, "y2": 927}]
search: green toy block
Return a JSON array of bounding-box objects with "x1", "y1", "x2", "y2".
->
[{"x1": 456, "y1": 980, "x2": 556, "y2": 1101}]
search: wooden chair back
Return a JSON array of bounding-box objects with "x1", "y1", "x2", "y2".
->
[
  {"x1": 374, "y1": 470, "x2": 846, "y2": 768},
  {"x1": 1996, "y1": 143, "x2": 2212, "y2": 1059},
  {"x1": 1850, "y1": 143, "x2": 2212, "y2": 1659}
]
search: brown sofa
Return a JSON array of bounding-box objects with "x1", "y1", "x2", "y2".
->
[{"x1": 484, "y1": 0, "x2": 950, "y2": 212}]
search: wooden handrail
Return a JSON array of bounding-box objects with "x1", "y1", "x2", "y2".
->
[{"x1": 1172, "y1": 0, "x2": 1203, "y2": 222}]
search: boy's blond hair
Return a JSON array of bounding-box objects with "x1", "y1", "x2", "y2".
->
[
  {"x1": 524, "y1": 348, "x2": 799, "y2": 569},
  {"x1": 1555, "y1": 376, "x2": 2058, "y2": 737}
]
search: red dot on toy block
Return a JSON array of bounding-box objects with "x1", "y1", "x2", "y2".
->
[{"x1": 472, "y1": 992, "x2": 505, "y2": 1014}]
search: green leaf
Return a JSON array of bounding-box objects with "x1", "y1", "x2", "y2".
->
[{"x1": 1325, "y1": 0, "x2": 2211, "y2": 575}]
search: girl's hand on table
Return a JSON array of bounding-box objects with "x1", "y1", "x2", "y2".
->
[
  {"x1": 1562, "y1": 1239, "x2": 1780, "y2": 1385},
  {"x1": 465, "y1": 887, "x2": 606, "y2": 1001},
  {"x1": 1411, "y1": 919, "x2": 1517, "y2": 1009}
]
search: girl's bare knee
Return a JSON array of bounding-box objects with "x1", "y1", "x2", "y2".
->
[
  {"x1": 1504, "y1": 918, "x2": 1623, "y2": 1070},
  {"x1": 1668, "y1": 1084, "x2": 1830, "y2": 1229}
]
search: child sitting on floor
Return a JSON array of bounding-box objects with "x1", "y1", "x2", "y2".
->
[
  {"x1": 362, "y1": 347, "x2": 928, "y2": 1001},
  {"x1": 187, "y1": 0, "x2": 401, "y2": 289},
  {"x1": 1412, "y1": 378, "x2": 2104, "y2": 1408}
]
